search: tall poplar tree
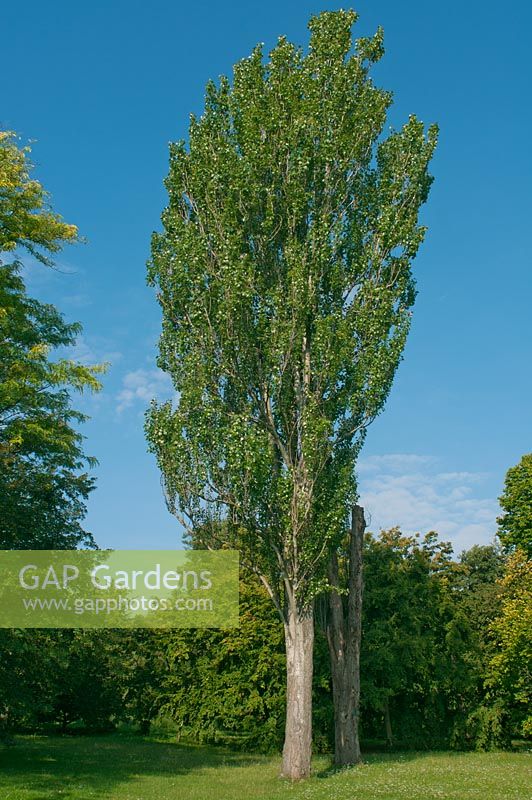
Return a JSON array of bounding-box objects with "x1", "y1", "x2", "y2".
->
[{"x1": 146, "y1": 10, "x2": 437, "y2": 779}]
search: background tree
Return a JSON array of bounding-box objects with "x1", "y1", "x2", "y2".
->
[
  {"x1": 116, "y1": 630, "x2": 168, "y2": 735},
  {"x1": 497, "y1": 454, "x2": 532, "y2": 557},
  {"x1": 357, "y1": 533, "x2": 505, "y2": 751},
  {"x1": 0, "y1": 131, "x2": 103, "y2": 739},
  {"x1": 0, "y1": 629, "x2": 54, "y2": 740},
  {"x1": 162, "y1": 579, "x2": 287, "y2": 750},
  {"x1": 0, "y1": 131, "x2": 77, "y2": 263},
  {"x1": 0, "y1": 530, "x2": 517, "y2": 752},
  {"x1": 454, "y1": 544, "x2": 504, "y2": 690},
  {"x1": 0, "y1": 130, "x2": 104, "y2": 548},
  {"x1": 43, "y1": 631, "x2": 124, "y2": 733},
  {"x1": 360, "y1": 529, "x2": 457, "y2": 746},
  {"x1": 0, "y1": 265, "x2": 104, "y2": 548},
  {"x1": 485, "y1": 550, "x2": 532, "y2": 741},
  {"x1": 146, "y1": 10, "x2": 436, "y2": 778}
]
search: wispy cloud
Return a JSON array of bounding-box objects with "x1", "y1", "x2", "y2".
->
[
  {"x1": 358, "y1": 453, "x2": 437, "y2": 473},
  {"x1": 117, "y1": 368, "x2": 174, "y2": 413},
  {"x1": 61, "y1": 293, "x2": 92, "y2": 309},
  {"x1": 358, "y1": 453, "x2": 499, "y2": 554},
  {"x1": 69, "y1": 335, "x2": 122, "y2": 366}
]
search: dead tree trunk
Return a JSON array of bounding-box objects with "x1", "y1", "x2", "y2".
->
[{"x1": 326, "y1": 505, "x2": 365, "y2": 766}]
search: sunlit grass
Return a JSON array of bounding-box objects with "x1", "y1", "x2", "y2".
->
[{"x1": 0, "y1": 735, "x2": 530, "y2": 800}]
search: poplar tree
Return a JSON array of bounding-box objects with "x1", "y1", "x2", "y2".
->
[{"x1": 146, "y1": 10, "x2": 437, "y2": 779}]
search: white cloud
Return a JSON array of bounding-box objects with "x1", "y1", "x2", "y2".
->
[
  {"x1": 358, "y1": 454, "x2": 499, "y2": 554},
  {"x1": 61, "y1": 293, "x2": 92, "y2": 309},
  {"x1": 358, "y1": 453, "x2": 436, "y2": 473},
  {"x1": 117, "y1": 368, "x2": 174, "y2": 413},
  {"x1": 69, "y1": 335, "x2": 122, "y2": 366}
]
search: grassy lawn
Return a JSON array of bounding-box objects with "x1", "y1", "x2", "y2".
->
[{"x1": 0, "y1": 735, "x2": 530, "y2": 800}]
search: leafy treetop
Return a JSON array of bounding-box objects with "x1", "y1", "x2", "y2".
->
[
  {"x1": 146, "y1": 10, "x2": 437, "y2": 610},
  {"x1": 497, "y1": 454, "x2": 532, "y2": 557}
]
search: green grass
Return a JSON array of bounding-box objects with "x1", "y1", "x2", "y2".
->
[{"x1": 0, "y1": 735, "x2": 530, "y2": 800}]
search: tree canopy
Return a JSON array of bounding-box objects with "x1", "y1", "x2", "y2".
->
[
  {"x1": 0, "y1": 130, "x2": 104, "y2": 548},
  {"x1": 486, "y1": 550, "x2": 532, "y2": 739},
  {"x1": 0, "y1": 131, "x2": 77, "y2": 263},
  {"x1": 497, "y1": 454, "x2": 532, "y2": 557},
  {"x1": 147, "y1": 10, "x2": 437, "y2": 609}
]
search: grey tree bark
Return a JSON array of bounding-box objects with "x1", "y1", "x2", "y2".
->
[
  {"x1": 281, "y1": 603, "x2": 314, "y2": 780},
  {"x1": 326, "y1": 505, "x2": 365, "y2": 766}
]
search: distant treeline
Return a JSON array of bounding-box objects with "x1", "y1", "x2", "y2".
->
[{"x1": 1, "y1": 531, "x2": 530, "y2": 752}]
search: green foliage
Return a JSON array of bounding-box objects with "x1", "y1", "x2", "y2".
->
[
  {"x1": 42, "y1": 631, "x2": 123, "y2": 732},
  {"x1": 0, "y1": 629, "x2": 169, "y2": 737},
  {"x1": 0, "y1": 264, "x2": 105, "y2": 548},
  {"x1": 497, "y1": 454, "x2": 532, "y2": 557},
  {"x1": 162, "y1": 580, "x2": 287, "y2": 751},
  {"x1": 0, "y1": 131, "x2": 105, "y2": 739},
  {"x1": 146, "y1": 10, "x2": 437, "y2": 608},
  {"x1": 452, "y1": 546, "x2": 505, "y2": 695},
  {"x1": 115, "y1": 630, "x2": 169, "y2": 734},
  {"x1": 450, "y1": 703, "x2": 508, "y2": 752},
  {"x1": 1, "y1": 533, "x2": 525, "y2": 754},
  {"x1": 40, "y1": 631, "x2": 168, "y2": 734},
  {"x1": 486, "y1": 550, "x2": 532, "y2": 740},
  {"x1": 149, "y1": 532, "x2": 512, "y2": 753},
  {"x1": 0, "y1": 131, "x2": 105, "y2": 548},
  {"x1": 360, "y1": 529, "x2": 465, "y2": 747},
  {"x1": 0, "y1": 131, "x2": 78, "y2": 264},
  {"x1": 0, "y1": 629, "x2": 54, "y2": 738},
  {"x1": 357, "y1": 535, "x2": 517, "y2": 751}
]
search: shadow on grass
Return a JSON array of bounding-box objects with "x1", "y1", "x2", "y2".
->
[{"x1": 0, "y1": 734, "x2": 270, "y2": 799}]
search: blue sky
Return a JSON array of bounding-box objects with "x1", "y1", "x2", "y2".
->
[{"x1": 2, "y1": 0, "x2": 531, "y2": 553}]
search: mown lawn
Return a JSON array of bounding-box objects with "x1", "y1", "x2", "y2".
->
[{"x1": 0, "y1": 735, "x2": 530, "y2": 800}]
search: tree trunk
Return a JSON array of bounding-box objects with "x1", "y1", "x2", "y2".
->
[
  {"x1": 281, "y1": 603, "x2": 314, "y2": 780},
  {"x1": 384, "y1": 698, "x2": 393, "y2": 747},
  {"x1": 326, "y1": 505, "x2": 365, "y2": 766}
]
